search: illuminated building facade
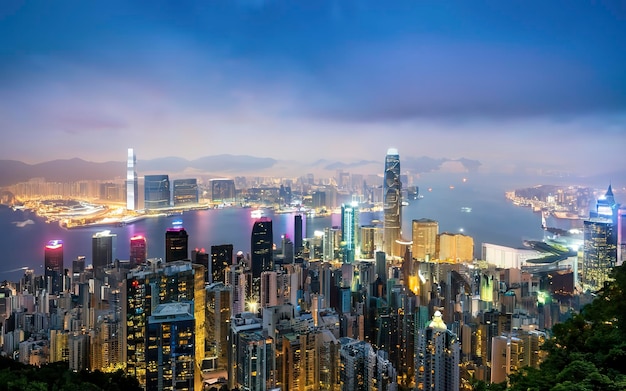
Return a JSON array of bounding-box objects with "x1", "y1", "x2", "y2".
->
[
  {"x1": 415, "y1": 311, "x2": 460, "y2": 391},
  {"x1": 129, "y1": 235, "x2": 147, "y2": 268},
  {"x1": 173, "y1": 178, "x2": 199, "y2": 206},
  {"x1": 228, "y1": 317, "x2": 275, "y2": 391},
  {"x1": 92, "y1": 230, "x2": 117, "y2": 272},
  {"x1": 582, "y1": 218, "x2": 617, "y2": 290},
  {"x1": 44, "y1": 240, "x2": 63, "y2": 295},
  {"x1": 294, "y1": 214, "x2": 303, "y2": 255},
  {"x1": 210, "y1": 244, "x2": 233, "y2": 284},
  {"x1": 144, "y1": 174, "x2": 170, "y2": 210},
  {"x1": 146, "y1": 302, "x2": 195, "y2": 391},
  {"x1": 205, "y1": 282, "x2": 231, "y2": 376},
  {"x1": 251, "y1": 218, "x2": 273, "y2": 279},
  {"x1": 126, "y1": 148, "x2": 138, "y2": 210},
  {"x1": 125, "y1": 261, "x2": 206, "y2": 389},
  {"x1": 438, "y1": 232, "x2": 474, "y2": 262},
  {"x1": 341, "y1": 203, "x2": 360, "y2": 263},
  {"x1": 166, "y1": 227, "x2": 189, "y2": 262},
  {"x1": 412, "y1": 219, "x2": 438, "y2": 261},
  {"x1": 383, "y1": 148, "x2": 402, "y2": 257},
  {"x1": 339, "y1": 337, "x2": 376, "y2": 391}
]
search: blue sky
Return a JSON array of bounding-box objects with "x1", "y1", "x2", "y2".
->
[{"x1": 1, "y1": 1, "x2": 625, "y2": 175}]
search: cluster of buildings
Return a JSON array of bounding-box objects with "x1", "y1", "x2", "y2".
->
[{"x1": 0, "y1": 148, "x2": 624, "y2": 391}]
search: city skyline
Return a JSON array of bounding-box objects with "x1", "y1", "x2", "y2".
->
[{"x1": 1, "y1": 1, "x2": 625, "y2": 176}]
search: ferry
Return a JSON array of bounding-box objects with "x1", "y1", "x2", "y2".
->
[{"x1": 250, "y1": 209, "x2": 264, "y2": 219}]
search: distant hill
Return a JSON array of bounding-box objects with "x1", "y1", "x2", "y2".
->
[{"x1": 0, "y1": 158, "x2": 124, "y2": 187}]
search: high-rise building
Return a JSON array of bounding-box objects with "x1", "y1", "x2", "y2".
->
[
  {"x1": 124, "y1": 260, "x2": 206, "y2": 389},
  {"x1": 228, "y1": 316, "x2": 275, "y2": 391},
  {"x1": 294, "y1": 214, "x2": 303, "y2": 255},
  {"x1": 92, "y1": 230, "x2": 117, "y2": 272},
  {"x1": 210, "y1": 244, "x2": 233, "y2": 284},
  {"x1": 412, "y1": 218, "x2": 438, "y2": 261},
  {"x1": 383, "y1": 148, "x2": 402, "y2": 257},
  {"x1": 415, "y1": 311, "x2": 460, "y2": 391},
  {"x1": 341, "y1": 202, "x2": 360, "y2": 264},
  {"x1": 618, "y1": 206, "x2": 626, "y2": 267},
  {"x1": 209, "y1": 179, "x2": 236, "y2": 203},
  {"x1": 205, "y1": 282, "x2": 231, "y2": 376},
  {"x1": 173, "y1": 178, "x2": 199, "y2": 206},
  {"x1": 438, "y1": 232, "x2": 474, "y2": 262},
  {"x1": 166, "y1": 226, "x2": 189, "y2": 262},
  {"x1": 491, "y1": 335, "x2": 524, "y2": 384},
  {"x1": 146, "y1": 302, "x2": 196, "y2": 391},
  {"x1": 582, "y1": 218, "x2": 617, "y2": 290},
  {"x1": 251, "y1": 218, "x2": 273, "y2": 279},
  {"x1": 44, "y1": 240, "x2": 63, "y2": 295},
  {"x1": 191, "y1": 248, "x2": 209, "y2": 282},
  {"x1": 582, "y1": 185, "x2": 619, "y2": 290},
  {"x1": 126, "y1": 148, "x2": 138, "y2": 210},
  {"x1": 339, "y1": 337, "x2": 376, "y2": 391},
  {"x1": 144, "y1": 174, "x2": 170, "y2": 210},
  {"x1": 129, "y1": 235, "x2": 147, "y2": 268}
]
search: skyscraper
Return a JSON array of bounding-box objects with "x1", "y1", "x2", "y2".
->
[
  {"x1": 129, "y1": 235, "x2": 147, "y2": 268},
  {"x1": 210, "y1": 244, "x2": 233, "y2": 284},
  {"x1": 251, "y1": 218, "x2": 273, "y2": 279},
  {"x1": 44, "y1": 240, "x2": 63, "y2": 295},
  {"x1": 126, "y1": 148, "x2": 138, "y2": 210},
  {"x1": 144, "y1": 174, "x2": 170, "y2": 210},
  {"x1": 341, "y1": 202, "x2": 360, "y2": 263},
  {"x1": 415, "y1": 311, "x2": 460, "y2": 391},
  {"x1": 92, "y1": 230, "x2": 117, "y2": 271},
  {"x1": 383, "y1": 148, "x2": 402, "y2": 257},
  {"x1": 583, "y1": 185, "x2": 619, "y2": 291},
  {"x1": 294, "y1": 214, "x2": 303, "y2": 255},
  {"x1": 166, "y1": 226, "x2": 189, "y2": 262},
  {"x1": 173, "y1": 178, "x2": 199, "y2": 206},
  {"x1": 412, "y1": 218, "x2": 439, "y2": 261}
]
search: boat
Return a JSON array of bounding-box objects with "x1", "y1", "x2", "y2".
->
[
  {"x1": 250, "y1": 210, "x2": 264, "y2": 219},
  {"x1": 552, "y1": 211, "x2": 581, "y2": 220}
]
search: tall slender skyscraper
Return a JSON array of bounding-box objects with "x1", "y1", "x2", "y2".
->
[
  {"x1": 210, "y1": 244, "x2": 233, "y2": 284},
  {"x1": 251, "y1": 218, "x2": 273, "y2": 279},
  {"x1": 412, "y1": 218, "x2": 439, "y2": 261},
  {"x1": 415, "y1": 311, "x2": 460, "y2": 391},
  {"x1": 44, "y1": 240, "x2": 63, "y2": 295},
  {"x1": 129, "y1": 235, "x2": 147, "y2": 268},
  {"x1": 341, "y1": 202, "x2": 360, "y2": 263},
  {"x1": 294, "y1": 214, "x2": 303, "y2": 255},
  {"x1": 126, "y1": 148, "x2": 138, "y2": 210},
  {"x1": 383, "y1": 148, "x2": 402, "y2": 256}
]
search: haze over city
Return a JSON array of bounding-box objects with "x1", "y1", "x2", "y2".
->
[{"x1": 1, "y1": 1, "x2": 625, "y2": 176}]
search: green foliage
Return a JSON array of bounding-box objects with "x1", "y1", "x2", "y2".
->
[
  {"x1": 0, "y1": 358, "x2": 140, "y2": 391},
  {"x1": 508, "y1": 265, "x2": 626, "y2": 391}
]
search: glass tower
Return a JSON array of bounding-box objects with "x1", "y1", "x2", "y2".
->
[
  {"x1": 92, "y1": 230, "x2": 117, "y2": 271},
  {"x1": 44, "y1": 240, "x2": 63, "y2": 295},
  {"x1": 341, "y1": 203, "x2": 360, "y2": 263},
  {"x1": 126, "y1": 148, "x2": 138, "y2": 210},
  {"x1": 383, "y1": 148, "x2": 402, "y2": 256},
  {"x1": 166, "y1": 227, "x2": 189, "y2": 262},
  {"x1": 144, "y1": 174, "x2": 170, "y2": 210},
  {"x1": 129, "y1": 235, "x2": 147, "y2": 268}
]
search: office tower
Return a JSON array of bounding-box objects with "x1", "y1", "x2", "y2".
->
[
  {"x1": 415, "y1": 311, "x2": 460, "y2": 391},
  {"x1": 91, "y1": 317, "x2": 123, "y2": 371},
  {"x1": 360, "y1": 225, "x2": 378, "y2": 259},
  {"x1": 191, "y1": 248, "x2": 209, "y2": 283},
  {"x1": 226, "y1": 263, "x2": 247, "y2": 316},
  {"x1": 383, "y1": 148, "x2": 402, "y2": 257},
  {"x1": 146, "y1": 302, "x2": 196, "y2": 390},
  {"x1": 129, "y1": 235, "x2": 147, "y2": 268},
  {"x1": 92, "y1": 230, "x2": 117, "y2": 272},
  {"x1": 341, "y1": 202, "x2": 360, "y2": 263},
  {"x1": 125, "y1": 261, "x2": 206, "y2": 389},
  {"x1": 126, "y1": 148, "x2": 138, "y2": 210},
  {"x1": 173, "y1": 178, "x2": 199, "y2": 206},
  {"x1": 582, "y1": 218, "x2": 617, "y2": 290},
  {"x1": 294, "y1": 214, "x2": 303, "y2": 255},
  {"x1": 210, "y1": 244, "x2": 233, "y2": 284},
  {"x1": 144, "y1": 174, "x2": 170, "y2": 209},
  {"x1": 251, "y1": 218, "x2": 273, "y2": 279},
  {"x1": 412, "y1": 218, "x2": 439, "y2": 261},
  {"x1": 166, "y1": 226, "x2": 189, "y2": 262},
  {"x1": 375, "y1": 251, "x2": 387, "y2": 287},
  {"x1": 44, "y1": 240, "x2": 63, "y2": 295},
  {"x1": 209, "y1": 179, "x2": 236, "y2": 203},
  {"x1": 281, "y1": 331, "x2": 319, "y2": 391},
  {"x1": 438, "y1": 232, "x2": 474, "y2": 262}
]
